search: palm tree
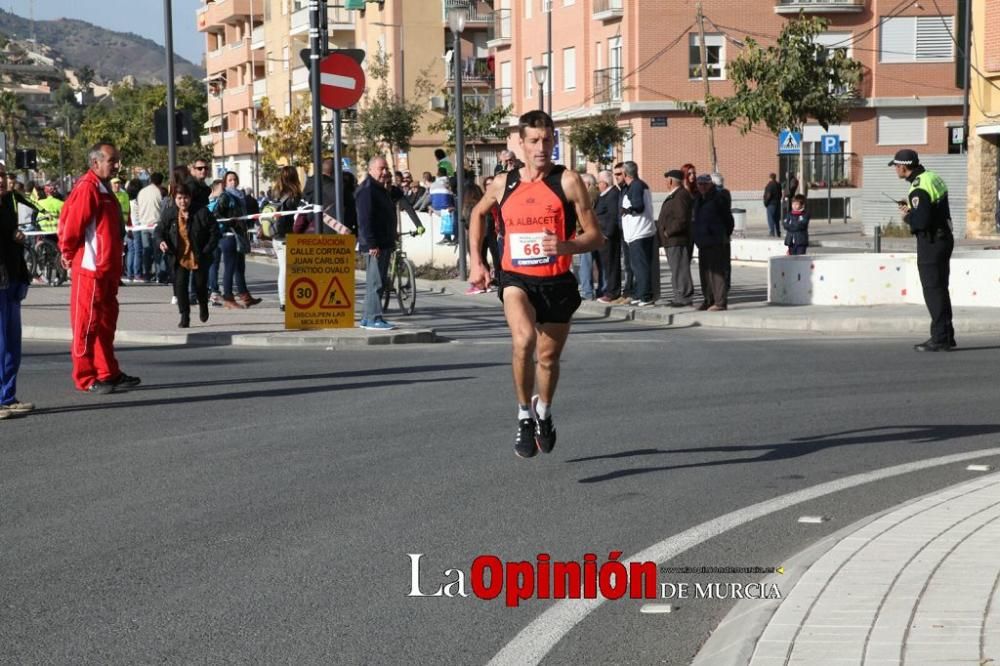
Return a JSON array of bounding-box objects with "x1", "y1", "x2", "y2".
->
[{"x1": 0, "y1": 90, "x2": 28, "y2": 154}]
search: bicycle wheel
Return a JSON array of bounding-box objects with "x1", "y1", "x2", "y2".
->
[
  {"x1": 23, "y1": 244, "x2": 38, "y2": 279},
  {"x1": 381, "y1": 254, "x2": 396, "y2": 311},
  {"x1": 396, "y1": 257, "x2": 417, "y2": 315},
  {"x1": 36, "y1": 240, "x2": 65, "y2": 286}
]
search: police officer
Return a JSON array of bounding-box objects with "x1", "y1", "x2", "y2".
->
[{"x1": 890, "y1": 149, "x2": 955, "y2": 351}]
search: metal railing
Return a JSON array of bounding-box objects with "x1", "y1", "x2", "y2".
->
[
  {"x1": 593, "y1": 67, "x2": 623, "y2": 104},
  {"x1": 492, "y1": 8, "x2": 512, "y2": 41},
  {"x1": 593, "y1": 0, "x2": 624, "y2": 14},
  {"x1": 445, "y1": 57, "x2": 494, "y2": 83},
  {"x1": 776, "y1": 0, "x2": 864, "y2": 7},
  {"x1": 443, "y1": 1, "x2": 493, "y2": 23}
]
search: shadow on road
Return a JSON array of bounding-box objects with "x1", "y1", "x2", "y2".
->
[{"x1": 567, "y1": 424, "x2": 1000, "y2": 483}]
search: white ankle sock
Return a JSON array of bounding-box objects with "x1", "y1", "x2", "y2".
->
[
  {"x1": 535, "y1": 400, "x2": 550, "y2": 420},
  {"x1": 517, "y1": 405, "x2": 532, "y2": 420}
]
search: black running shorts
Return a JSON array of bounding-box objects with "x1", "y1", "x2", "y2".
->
[{"x1": 497, "y1": 271, "x2": 581, "y2": 324}]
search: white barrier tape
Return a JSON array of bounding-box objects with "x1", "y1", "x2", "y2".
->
[
  {"x1": 125, "y1": 225, "x2": 158, "y2": 232},
  {"x1": 21, "y1": 230, "x2": 58, "y2": 237},
  {"x1": 214, "y1": 205, "x2": 322, "y2": 223}
]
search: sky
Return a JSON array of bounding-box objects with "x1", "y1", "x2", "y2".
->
[{"x1": 9, "y1": 0, "x2": 205, "y2": 64}]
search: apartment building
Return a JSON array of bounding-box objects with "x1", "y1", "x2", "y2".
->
[
  {"x1": 967, "y1": 0, "x2": 999, "y2": 237},
  {"x1": 491, "y1": 0, "x2": 968, "y2": 233}
]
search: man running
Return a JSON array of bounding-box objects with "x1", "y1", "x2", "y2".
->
[{"x1": 468, "y1": 110, "x2": 604, "y2": 459}]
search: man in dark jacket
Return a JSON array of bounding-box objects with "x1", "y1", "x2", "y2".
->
[
  {"x1": 356, "y1": 157, "x2": 397, "y2": 331},
  {"x1": 763, "y1": 173, "x2": 782, "y2": 237},
  {"x1": 657, "y1": 170, "x2": 694, "y2": 307},
  {"x1": 304, "y1": 157, "x2": 361, "y2": 235},
  {"x1": 594, "y1": 170, "x2": 621, "y2": 303},
  {"x1": 692, "y1": 174, "x2": 733, "y2": 311}
]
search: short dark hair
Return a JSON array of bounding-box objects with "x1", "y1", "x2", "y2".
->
[
  {"x1": 173, "y1": 181, "x2": 193, "y2": 197},
  {"x1": 613, "y1": 162, "x2": 624, "y2": 170},
  {"x1": 434, "y1": 149, "x2": 446, "y2": 160},
  {"x1": 437, "y1": 166, "x2": 448, "y2": 177},
  {"x1": 792, "y1": 194, "x2": 807, "y2": 204},
  {"x1": 517, "y1": 110, "x2": 555, "y2": 138},
  {"x1": 149, "y1": 172, "x2": 164, "y2": 186}
]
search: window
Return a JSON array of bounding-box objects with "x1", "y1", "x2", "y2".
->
[
  {"x1": 543, "y1": 52, "x2": 552, "y2": 99},
  {"x1": 563, "y1": 47, "x2": 576, "y2": 90},
  {"x1": 542, "y1": 0, "x2": 552, "y2": 11},
  {"x1": 524, "y1": 0, "x2": 532, "y2": 18},
  {"x1": 689, "y1": 34, "x2": 724, "y2": 80},
  {"x1": 563, "y1": 0, "x2": 575, "y2": 5},
  {"x1": 525, "y1": 57, "x2": 533, "y2": 98},
  {"x1": 877, "y1": 107, "x2": 927, "y2": 145},
  {"x1": 880, "y1": 16, "x2": 955, "y2": 63}
]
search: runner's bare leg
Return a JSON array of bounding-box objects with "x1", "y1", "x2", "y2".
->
[
  {"x1": 535, "y1": 322, "x2": 570, "y2": 405},
  {"x1": 502, "y1": 287, "x2": 537, "y2": 405}
]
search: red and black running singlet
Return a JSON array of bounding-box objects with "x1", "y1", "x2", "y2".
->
[{"x1": 496, "y1": 165, "x2": 577, "y2": 278}]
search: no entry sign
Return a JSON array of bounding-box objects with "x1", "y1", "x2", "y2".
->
[{"x1": 319, "y1": 53, "x2": 365, "y2": 110}]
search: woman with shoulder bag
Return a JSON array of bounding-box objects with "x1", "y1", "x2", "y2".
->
[
  {"x1": 0, "y1": 167, "x2": 34, "y2": 418},
  {"x1": 217, "y1": 171, "x2": 262, "y2": 309},
  {"x1": 272, "y1": 166, "x2": 302, "y2": 312},
  {"x1": 155, "y1": 182, "x2": 221, "y2": 328}
]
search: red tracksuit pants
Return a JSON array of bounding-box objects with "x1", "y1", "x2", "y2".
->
[{"x1": 70, "y1": 272, "x2": 120, "y2": 390}]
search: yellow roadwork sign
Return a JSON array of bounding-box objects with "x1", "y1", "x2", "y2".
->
[{"x1": 284, "y1": 234, "x2": 356, "y2": 329}]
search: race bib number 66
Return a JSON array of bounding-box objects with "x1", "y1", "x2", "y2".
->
[{"x1": 510, "y1": 232, "x2": 555, "y2": 266}]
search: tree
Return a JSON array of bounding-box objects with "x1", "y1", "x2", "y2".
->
[
  {"x1": 567, "y1": 112, "x2": 632, "y2": 170},
  {"x1": 246, "y1": 97, "x2": 313, "y2": 181},
  {"x1": 352, "y1": 50, "x2": 433, "y2": 168},
  {"x1": 680, "y1": 15, "x2": 862, "y2": 188},
  {"x1": 427, "y1": 95, "x2": 512, "y2": 176},
  {"x1": 0, "y1": 90, "x2": 28, "y2": 153},
  {"x1": 75, "y1": 66, "x2": 96, "y2": 104}
]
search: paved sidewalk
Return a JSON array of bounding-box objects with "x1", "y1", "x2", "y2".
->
[
  {"x1": 693, "y1": 470, "x2": 1000, "y2": 665},
  {"x1": 19, "y1": 263, "x2": 436, "y2": 348}
]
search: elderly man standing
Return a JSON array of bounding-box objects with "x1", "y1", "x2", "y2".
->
[
  {"x1": 59, "y1": 142, "x2": 141, "y2": 393},
  {"x1": 594, "y1": 170, "x2": 621, "y2": 303},
  {"x1": 620, "y1": 161, "x2": 656, "y2": 306},
  {"x1": 356, "y1": 157, "x2": 397, "y2": 331},
  {"x1": 657, "y1": 169, "x2": 694, "y2": 307},
  {"x1": 692, "y1": 173, "x2": 733, "y2": 311},
  {"x1": 134, "y1": 172, "x2": 164, "y2": 282}
]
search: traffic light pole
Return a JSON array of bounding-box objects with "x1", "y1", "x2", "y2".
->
[{"x1": 163, "y1": 0, "x2": 177, "y2": 175}]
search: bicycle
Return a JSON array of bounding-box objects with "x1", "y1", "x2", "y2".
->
[
  {"x1": 380, "y1": 228, "x2": 419, "y2": 315},
  {"x1": 19, "y1": 221, "x2": 67, "y2": 287}
]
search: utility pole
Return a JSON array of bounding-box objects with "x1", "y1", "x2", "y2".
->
[
  {"x1": 696, "y1": 3, "x2": 719, "y2": 174},
  {"x1": 309, "y1": 0, "x2": 323, "y2": 234},
  {"x1": 546, "y1": 0, "x2": 552, "y2": 118},
  {"x1": 163, "y1": 0, "x2": 177, "y2": 176}
]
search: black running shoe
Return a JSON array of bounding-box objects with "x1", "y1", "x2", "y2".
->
[
  {"x1": 84, "y1": 381, "x2": 114, "y2": 395},
  {"x1": 531, "y1": 395, "x2": 557, "y2": 453},
  {"x1": 514, "y1": 418, "x2": 538, "y2": 458},
  {"x1": 112, "y1": 372, "x2": 142, "y2": 388}
]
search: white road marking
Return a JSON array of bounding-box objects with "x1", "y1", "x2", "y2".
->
[
  {"x1": 487, "y1": 447, "x2": 1000, "y2": 666},
  {"x1": 639, "y1": 604, "x2": 673, "y2": 614},
  {"x1": 797, "y1": 515, "x2": 829, "y2": 524},
  {"x1": 967, "y1": 464, "x2": 993, "y2": 472}
]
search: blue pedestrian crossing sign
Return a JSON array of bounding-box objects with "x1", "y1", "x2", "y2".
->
[
  {"x1": 778, "y1": 129, "x2": 801, "y2": 154},
  {"x1": 820, "y1": 134, "x2": 842, "y2": 154}
]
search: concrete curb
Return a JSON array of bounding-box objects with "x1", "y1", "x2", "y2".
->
[{"x1": 22, "y1": 325, "x2": 438, "y2": 348}]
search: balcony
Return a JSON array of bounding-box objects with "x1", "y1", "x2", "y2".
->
[
  {"x1": 252, "y1": 78, "x2": 266, "y2": 100},
  {"x1": 774, "y1": 0, "x2": 864, "y2": 14},
  {"x1": 250, "y1": 24, "x2": 265, "y2": 50},
  {"x1": 486, "y1": 9, "x2": 511, "y2": 49},
  {"x1": 208, "y1": 85, "x2": 253, "y2": 115},
  {"x1": 593, "y1": 0, "x2": 623, "y2": 21},
  {"x1": 290, "y1": 7, "x2": 310, "y2": 36},
  {"x1": 291, "y1": 65, "x2": 310, "y2": 91},
  {"x1": 206, "y1": 37, "x2": 251, "y2": 73},
  {"x1": 197, "y1": 0, "x2": 261, "y2": 31},
  {"x1": 328, "y1": 5, "x2": 355, "y2": 31},
  {"x1": 442, "y1": 1, "x2": 493, "y2": 26},
  {"x1": 593, "y1": 67, "x2": 623, "y2": 105},
  {"x1": 494, "y1": 87, "x2": 513, "y2": 110},
  {"x1": 445, "y1": 57, "x2": 494, "y2": 86}
]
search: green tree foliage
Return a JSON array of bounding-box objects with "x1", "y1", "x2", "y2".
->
[
  {"x1": 567, "y1": 112, "x2": 632, "y2": 169},
  {"x1": 246, "y1": 97, "x2": 313, "y2": 182},
  {"x1": 0, "y1": 90, "x2": 28, "y2": 152},
  {"x1": 680, "y1": 16, "x2": 862, "y2": 135},
  {"x1": 351, "y1": 50, "x2": 432, "y2": 167},
  {"x1": 54, "y1": 75, "x2": 209, "y2": 176},
  {"x1": 427, "y1": 94, "x2": 512, "y2": 175}
]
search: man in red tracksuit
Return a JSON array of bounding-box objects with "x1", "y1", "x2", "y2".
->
[{"x1": 59, "y1": 142, "x2": 141, "y2": 394}]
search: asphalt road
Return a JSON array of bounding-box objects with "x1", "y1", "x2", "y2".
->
[{"x1": 4, "y1": 292, "x2": 1000, "y2": 665}]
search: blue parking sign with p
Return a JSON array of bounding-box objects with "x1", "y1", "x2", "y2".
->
[{"x1": 821, "y1": 134, "x2": 841, "y2": 154}]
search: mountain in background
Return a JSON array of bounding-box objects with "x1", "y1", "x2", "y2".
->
[{"x1": 0, "y1": 8, "x2": 204, "y2": 84}]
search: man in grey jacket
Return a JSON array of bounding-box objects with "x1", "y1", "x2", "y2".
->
[{"x1": 657, "y1": 170, "x2": 694, "y2": 307}]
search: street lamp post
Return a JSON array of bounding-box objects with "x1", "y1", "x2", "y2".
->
[
  {"x1": 448, "y1": 4, "x2": 468, "y2": 280},
  {"x1": 533, "y1": 64, "x2": 548, "y2": 112},
  {"x1": 210, "y1": 77, "x2": 226, "y2": 174},
  {"x1": 56, "y1": 127, "x2": 64, "y2": 192},
  {"x1": 252, "y1": 101, "x2": 261, "y2": 196}
]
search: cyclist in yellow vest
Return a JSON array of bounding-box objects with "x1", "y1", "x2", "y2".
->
[
  {"x1": 111, "y1": 177, "x2": 129, "y2": 239},
  {"x1": 890, "y1": 148, "x2": 955, "y2": 352},
  {"x1": 35, "y1": 181, "x2": 64, "y2": 234}
]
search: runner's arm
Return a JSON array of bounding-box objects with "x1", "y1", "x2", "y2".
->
[{"x1": 544, "y1": 170, "x2": 604, "y2": 256}]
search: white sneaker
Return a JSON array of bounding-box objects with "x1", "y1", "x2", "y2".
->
[{"x1": 170, "y1": 296, "x2": 178, "y2": 305}]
